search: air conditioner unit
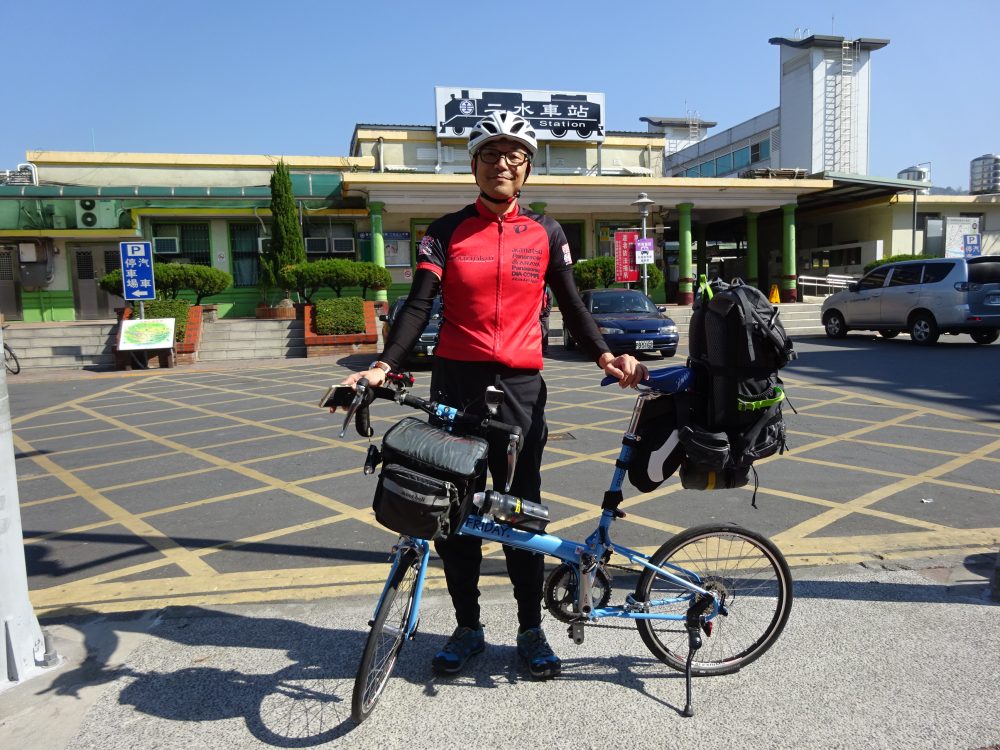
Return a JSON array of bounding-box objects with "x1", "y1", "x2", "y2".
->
[
  {"x1": 75, "y1": 199, "x2": 119, "y2": 229},
  {"x1": 258, "y1": 237, "x2": 273, "y2": 254},
  {"x1": 331, "y1": 238, "x2": 355, "y2": 255},
  {"x1": 153, "y1": 237, "x2": 180, "y2": 254},
  {"x1": 305, "y1": 237, "x2": 329, "y2": 254}
]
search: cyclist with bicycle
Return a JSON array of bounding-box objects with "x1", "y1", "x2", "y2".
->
[{"x1": 342, "y1": 110, "x2": 647, "y2": 680}]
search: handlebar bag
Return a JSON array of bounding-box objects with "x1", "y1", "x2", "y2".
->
[{"x1": 373, "y1": 416, "x2": 489, "y2": 540}]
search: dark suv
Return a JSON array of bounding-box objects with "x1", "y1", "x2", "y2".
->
[
  {"x1": 821, "y1": 256, "x2": 1000, "y2": 345},
  {"x1": 379, "y1": 295, "x2": 443, "y2": 363}
]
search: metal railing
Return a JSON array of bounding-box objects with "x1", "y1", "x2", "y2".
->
[{"x1": 797, "y1": 274, "x2": 855, "y2": 298}]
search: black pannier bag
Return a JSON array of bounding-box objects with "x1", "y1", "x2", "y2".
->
[
  {"x1": 680, "y1": 278, "x2": 795, "y2": 499},
  {"x1": 626, "y1": 392, "x2": 687, "y2": 493},
  {"x1": 373, "y1": 416, "x2": 489, "y2": 540}
]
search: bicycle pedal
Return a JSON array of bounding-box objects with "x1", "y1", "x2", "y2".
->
[{"x1": 567, "y1": 621, "x2": 585, "y2": 645}]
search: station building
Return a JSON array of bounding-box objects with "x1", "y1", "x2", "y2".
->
[{"x1": 1, "y1": 34, "x2": 996, "y2": 324}]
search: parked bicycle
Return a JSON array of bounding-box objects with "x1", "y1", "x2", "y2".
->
[
  {"x1": 3, "y1": 325, "x2": 19, "y2": 374},
  {"x1": 329, "y1": 366, "x2": 793, "y2": 723}
]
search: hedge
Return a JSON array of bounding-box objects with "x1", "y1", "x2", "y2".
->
[
  {"x1": 141, "y1": 299, "x2": 191, "y2": 342},
  {"x1": 314, "y1": 296, "x2": 366, "y2": 335}
]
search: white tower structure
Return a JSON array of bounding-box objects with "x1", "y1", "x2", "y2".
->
[{"x1": 769, "y1": 35, "x2": 889, "y2": 175}]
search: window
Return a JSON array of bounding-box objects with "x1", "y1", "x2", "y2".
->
[
  {"x1": 700, "y1": 161, "x2": 716, "y2": 177},
  {"x1": 733, "y1": 147, "x2": 751, "y2": 171},
  {"x1": 888, "y1": 264, "x2": 922, "y2": 286},
  {"x1": 685, "y1": 167, "x2": 700, "y2": 177},
  {"x1": 152, "y1": 223, "x2": 210, "y2": 265},
  {"x1": 302, "y1": 220, "x2": 356, "y2": 259},
  {"x1": 759, "y1": 138, "x2": 771, "y2": 160},
  {"x1": 750, "y1": 142, "x2": 761, "y2": 163},
  {"x1": 229, "y1": 223, "x2": 261, "y2": 287},
  {"x1": 859, "y1": 267, "x2": 889, "y2": 290},
  {"x1": 714, "y1": 153, "x2": 733, "y2": 175},
  {"x1": 922, "y1": 262, "x2": 955, "y2": 284}
]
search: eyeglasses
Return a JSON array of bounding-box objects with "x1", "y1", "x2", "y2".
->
[{"x1": 477, "y1": 148, "x2": 530, "y2": 167}]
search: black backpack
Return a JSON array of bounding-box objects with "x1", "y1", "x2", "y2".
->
[{"x1": 679, "y1": 277, "x2": 796, "y2": 502}]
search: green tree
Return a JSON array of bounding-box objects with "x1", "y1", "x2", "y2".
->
[
  {"x1": 181, "y1": 265, "x2": 233, "y2": 305},
  {"x1": 573, "y1": 256, "x2": 617, "y2": 289},
  {"x1": 264, "y1": 159, "x2": 306, "y2": 302},
  {"x1": 354, "y1": 261, "x2": 392, "y2": 299}
]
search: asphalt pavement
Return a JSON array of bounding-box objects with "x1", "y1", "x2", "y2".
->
[{"x1": 2, "y1": 336, "x2": 999, "y2": 749}]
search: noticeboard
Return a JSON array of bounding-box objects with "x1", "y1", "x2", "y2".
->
[{"x1": 118, "y1": 318, "x2": 176, "y2": 351}]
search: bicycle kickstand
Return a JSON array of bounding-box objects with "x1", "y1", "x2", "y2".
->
[{"x1": 681, "y1": 597, "x2": 714, "y2": 718}]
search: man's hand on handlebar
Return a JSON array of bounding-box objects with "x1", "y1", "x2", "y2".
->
[
  {"x1": 337, "y1": 367, "x2": 389, "y2": 410},
  {"x1": 599, "y1": 353, "x2": 648, "y2": 389}
]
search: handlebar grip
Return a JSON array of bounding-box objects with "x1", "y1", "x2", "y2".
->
[{"x1": 355, "y1": 402, "x2": 373, "y2": 437}]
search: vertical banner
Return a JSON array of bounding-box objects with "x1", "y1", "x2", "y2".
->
[{"x1": 614, "y1": 230, "x2": 639, "y2": 283}]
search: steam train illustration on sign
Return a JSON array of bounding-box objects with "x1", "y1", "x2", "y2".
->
[{"x1": 439, "y1": 90, "x2": 604, "y2": 139}]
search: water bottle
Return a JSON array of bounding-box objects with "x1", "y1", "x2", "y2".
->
[{"x1": 472, "y1": 491, "x2": 549, "y2": 531}]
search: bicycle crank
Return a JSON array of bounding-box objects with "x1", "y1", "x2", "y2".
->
[{"x1": 543, "y1": 563, "x2": 612, "y2": 623}]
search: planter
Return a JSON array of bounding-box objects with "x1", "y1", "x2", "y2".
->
[
  {"x1": 201, "y1": 304, "x2": 219, "y2": 323},
  {"x1": 303, "y1": 300, "x2": 378, "y2": 358},
  {"x1": 256, "y1": 304, "x2": 296, "y2": 320}
]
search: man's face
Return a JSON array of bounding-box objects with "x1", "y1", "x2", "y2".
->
[{"x1": 472, "y1": 138, "x2": 531, "y2": 202}]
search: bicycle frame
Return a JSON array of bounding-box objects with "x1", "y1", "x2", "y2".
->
[{"x1": 372, "y1": 385, "x2": 719, "y2": 638}]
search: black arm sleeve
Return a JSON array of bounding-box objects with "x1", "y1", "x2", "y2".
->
[
  {"x1": 378, "y1": 268, "x2": 441, "y2": 371},
  {"x1": 546, "y1": 264, "x2": 610, "y2": 364}
]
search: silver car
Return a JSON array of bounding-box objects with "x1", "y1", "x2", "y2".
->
[{"x1": 821, "y1": 256, "x2": 1000, "y2": 345}]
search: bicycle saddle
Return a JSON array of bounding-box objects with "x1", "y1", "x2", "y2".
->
[{"x1": 601, "y1": 364, "x2": 693, "y2": 393}]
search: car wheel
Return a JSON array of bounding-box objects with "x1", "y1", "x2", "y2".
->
[
  {"x1": 879, "y1": 329, "x2": 900, "y2": 339},
  {"x1": 909, "y1": 313, "x2": 939, "y2": 345},
  {"x1": 971, "y1": 330, "x2": 999, "y2": 345},
  {"x1": 823, "y1": 310, "x2": 848, "y2": 339},
  {"x1": 562, "y1": 329, "x2": 576, "y2": 350}
]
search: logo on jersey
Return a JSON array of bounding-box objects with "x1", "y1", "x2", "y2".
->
[
  {"x1": 514, "y1": 224, "x2": 527, "y2": 234},
  {"x1": 561, "y1": 244, "x2": 573, "y2": 265},
  {"x1": 418, "y1": 235, "x2": 436, "y2": 258}
]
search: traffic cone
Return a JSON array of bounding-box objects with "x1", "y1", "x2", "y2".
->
[{"x1": 769, "y1": 284, "x2": 780, "y2": 304}]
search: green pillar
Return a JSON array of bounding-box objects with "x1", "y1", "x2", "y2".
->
[
  {"x1": 677, "y1": 202, "x2": 693, "y2": 305},
  {"x1": 745, "y1": 211, "x2": 759, "y2": 288},
  {"x1": 528, "y1": 201, "x2": 547, "y2": 215},
  {"x1": 781, "y1": 203, "x2": 798, "y2": 303},
  {"x1": 369, "y1": 201, "x2": 388, "y2": 304}
]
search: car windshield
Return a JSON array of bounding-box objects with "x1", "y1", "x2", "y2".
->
[{"x1": 588, "y1": 292, "x2": 658, "y2": 314}]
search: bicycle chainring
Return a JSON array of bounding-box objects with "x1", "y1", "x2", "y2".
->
[{"x1": 543, "y1": 563, "x2": 612, "y2": 623}]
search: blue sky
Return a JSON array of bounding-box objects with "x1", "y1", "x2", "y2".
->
[{"x1": 2, "y1": 0, "x2": 996, "y2": 189}]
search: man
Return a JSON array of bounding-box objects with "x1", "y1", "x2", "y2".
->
[{"x1": 343, "y1": 110, "x2": 647, "y2": 680}]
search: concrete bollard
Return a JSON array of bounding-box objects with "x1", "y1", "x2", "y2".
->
[{"x1": 992, "y1": 546, "x2": 1000, "y2": 603}]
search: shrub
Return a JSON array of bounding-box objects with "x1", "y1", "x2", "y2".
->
[
  {"x1": 864, "y1": 253, "x2": 935, "y2": 274},
  {"x1": 141, "y1": 298, "x2": 191, "y2": 342},
  {"x1": 181, "y1": 265, "x2": 232, "y2": 305},
  {"x1": 314, "y1": 296, "x2": 366, "y2": 335},
  {"x1": 320, "y1": 258, "x2": 362, "y2": 297},
  {"x1": 279, "y1": 262, "x2": 324, "y2": 303},
  {"x1": 573, "y1": 256, "x2": 616, "y2": 289},
  {"x1": 354, "y1": 262, "x2": 393, "y2": 299},
  {"x1": 99, "y1": 263, "x2": 230, "y2": 305}
]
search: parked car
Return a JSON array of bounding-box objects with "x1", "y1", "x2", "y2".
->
[
  {"x1": 564, "y1": 288, "x2": 679, "y2": 357},
  {"x1": 379, "y1": 295, "x2": 443, "y2": 363},
  {"x1": 821, "y1": 256, "x2": 1000, "y2": 345}
]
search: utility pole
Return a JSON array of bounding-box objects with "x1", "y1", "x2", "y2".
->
[{"x1": 0, "y1": 326, "x2": 53, "y2": 687}]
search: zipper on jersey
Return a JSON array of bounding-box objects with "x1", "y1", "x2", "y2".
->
[{"x1": 494, "y1": 213, "x2": 504, "y2": 357}]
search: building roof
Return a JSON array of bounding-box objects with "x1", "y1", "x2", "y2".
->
[
  {"x1": 768, "y1": 34, "x2": 889, "y2": 51},
  {"x1": 796, "y1": 171, "x2": 927, "y2": 212}
]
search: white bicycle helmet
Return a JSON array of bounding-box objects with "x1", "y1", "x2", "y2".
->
[{"x1": 467, "y1": 111, "x2": 538, "y2": 157}]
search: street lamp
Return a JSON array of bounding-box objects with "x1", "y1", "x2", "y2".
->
[{"x1": 631, "y1": 192, "x2": 655, "y2": 296}]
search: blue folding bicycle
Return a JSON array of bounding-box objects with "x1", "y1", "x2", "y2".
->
[{"x1": 331, "y1": 365, "x2": 793, "y2": 723}]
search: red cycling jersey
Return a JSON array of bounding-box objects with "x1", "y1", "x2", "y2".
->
[{"x1": 416, "y1": 198, "x2": 574, "y2": 369}]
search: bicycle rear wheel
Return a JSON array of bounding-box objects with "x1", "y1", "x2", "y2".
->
[
  {"x1": 4, "y1": 344, "x2": 19, "y2": 375},
  {"x1": 352, "y1": 548, "x2": 420, "y2": 723},
  {"x1": 635, "y1": 524, "x2": 792, "y2": 676}
]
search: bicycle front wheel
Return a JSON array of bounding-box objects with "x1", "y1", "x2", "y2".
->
[
  {"x1": 635, "y1": 524, "x2": 792, "y2": 676},
  {"x1": 351, "y1": 548, "x2": 420, "y2": 723},
  {"x1": 4, "y1": 344, "x2": 19, "y2": 375}
]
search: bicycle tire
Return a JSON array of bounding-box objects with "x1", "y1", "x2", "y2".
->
[
  {"x1": 4, "y1": 344, "x2": 19, "y2": 375},
  {"x1": 635, "y1": 524, "x2": 792, "y2": 676},
  {"x1": 351, "y1": 548, "x2": 419, "y2": 723}
]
